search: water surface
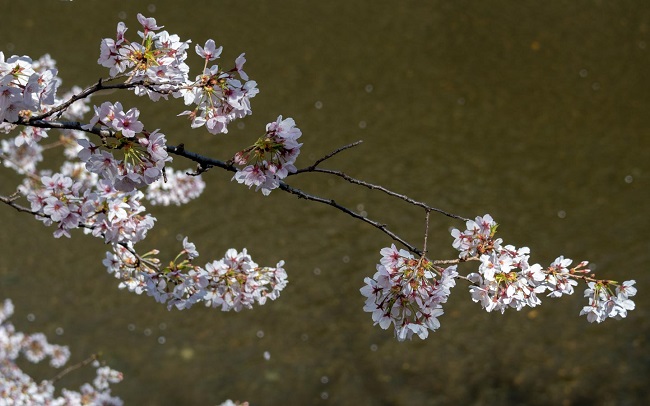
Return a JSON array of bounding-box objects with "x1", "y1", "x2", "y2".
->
[{"x1": 1, "y1": 1, "x2": 648, "y2": 405}]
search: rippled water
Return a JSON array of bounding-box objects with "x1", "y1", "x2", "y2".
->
[{"x1": 1, "y1": 1, "x2": 649, "y2": 405}]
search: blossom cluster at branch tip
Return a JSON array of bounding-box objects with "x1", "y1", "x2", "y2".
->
[
  {"x1": 177, "y1": 43, "x2": 257, "y2": 134},
  {"x1": 0, "y1": 299, "x2": 123, "y2": 405},
  {"x1": 98, "y1": 13, "x2": 191, "y2": 100},
  {"x1": 97, "y1": 13, "x2": 258, "y2": 134},
  {"x1": 103, "y1": 238, "x2": 288, "y2": 312},
  {"x1": 580, "y1": 279, "x2": 636, "y2": 323},
  {"x1": 451, "y1": 213, "x2": 500, "y2": 259},
  {"x1": 450, "y1": 214, "x2": 637, "y2": 323},
  {"x1": 233, "y1": 115, "x2": 302, "y2": 195},
  {"x1": 361, "y1": 244, "x2": 458, "y2": 341}
]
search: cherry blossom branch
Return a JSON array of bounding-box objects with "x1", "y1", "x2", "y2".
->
[
  {"x1": 166, "y1": 144, "x2": 236, "y2": 173},
  {"x1": 11, "y1": 111, "x2": 431, "y2": 256},
  {"x1": 0, "y1": 12, "x2": 636, "y2": 346},
  {"x1": 163, "y1": 141, "x2": 473, "y2": 254},
  {"x1": 8, "y1": 112, "x2": 462, "y2": 257},
  {"x1": 161, "y1": 144, "x2": 423, "y2": 253},
  {"x1": 4, "y1": 16, "x2": 465, "y2": 258},
  {"x1": 163, "y1": 144, "x2": 422, "y2": 253}
]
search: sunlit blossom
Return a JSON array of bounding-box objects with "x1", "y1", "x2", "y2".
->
[
  {"x1": 233, "y1": 115, "x2": 302, "y2": 195},
  {"x1": 361, "y1": 246, "x2": 457, "y2": 341}
]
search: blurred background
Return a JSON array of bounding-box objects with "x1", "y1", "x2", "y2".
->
[{"x1": 1, "y1": 1, "x2": 648, "y2": 404}]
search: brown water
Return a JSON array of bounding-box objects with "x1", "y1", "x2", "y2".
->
[{"x1": 1, "y1": 1, "x2": 649, "y2": 405}]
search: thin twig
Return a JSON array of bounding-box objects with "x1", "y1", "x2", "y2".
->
[
  {"x1": 293, "y1": 167, "x2": 469, "y2": 221},
  {"x1": 432, "y1": 256, "x2": 479, "y2": 265},
  {"x1": 0, "y1": 195, "x2": 37, "y2": 215},
  {"x1": 294, "y1": 140, "x2": 364, "y2": 172},
  {"x1": 50, "y1": 353, "x2": 98, "y2": 384},
  {"x1": 278, "y1": 182, "x2": 422, "y2": 255},
  {"x1": 422, "y1": 209, "x2": 431, "y2": 258}
]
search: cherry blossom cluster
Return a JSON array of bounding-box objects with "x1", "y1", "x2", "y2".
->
[
  {"x1": 23, "y1": 172, "x2": 156, "y2": 243},
  {"x1": 178, "y1": 40, "x2": 258, "y2": 134},
  {"x1": 360, "y1": 245, "x2": 458, "y2": 341},
  {"x1": 1, "y1": 128, "x2": 44, "y2": 175},
  {"x1": 98, "y1": 13, "x2": 259, "y2": 134},
  {"x1": 362, "y1": 214, "x2": 637, "y2": 341},
  {"x1": 0, "y1": 299, "x2": 123, "y2": 405},
  {"x1": 233, "y1": 115, "x2": 302, "y2": 195},
  {"x1": 0, "y1": 53, "x2": 91, "y2": 177},
  {"x1": 580, "y1": 279, "x2": 636, "y2": 323},
  {"x1": 0, "y1": 52, "x2": 59, "y2": 123},
  {"x1": 79, "y1": 101, "x2": 171, "y2": 192},
  {"x1": 103, "y1": 238, "x2": 288, "y2": 312},
  {"x1": 451, "y1": 214, "x2": 636, "y2": 322},
  {"x1": 466, "y1": 246, "x2": 562, "y2": 313},
  {"x1": 201, "y1": 248, "x2": 288, "y2": 311},
  {"x1": 98, "y1": 13, "x2": 191, "y2": 100},
  {"x1": 146, "y1": 168, "x2": 206, "y2": 206},
  {"x1": 451, "y1": 213, "x2": 500, "y2": 259}
]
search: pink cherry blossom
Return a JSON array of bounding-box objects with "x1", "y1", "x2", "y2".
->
[
  {"x1": 196, "y1": 39, "x2": 223, "y2": 61},
  {"x1": 137, "y1": 13, "x2": 163, "y2": 35},
  {"x1": 146, "y1": 168, "x2": 205, "y2": 206},
  {"x1": 233, "y1": 115, "x2": 302, "y2": 195},
  {"x1": 361, "y1": 247, "x2": 457, "y2": 341},
  {"x1": 112, "y1": 107, "x2": 144, "y2": 137}
]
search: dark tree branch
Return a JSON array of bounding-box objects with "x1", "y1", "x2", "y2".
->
[
  {"x1": 166, "y1": 144, "x2": 237, "y2": 173},
  {"x1": 277, "y1": 182, "x2": 422, "y2": 255},
  {"x1": 0, "y1": 195, "x2": 36, "y2": 215},
  {"x1": 296, "y1": 140, "x2": 364, "y2": 171},
  {"x1": 15, "y1": 119, "x2": 114, "y2": 138},
  {"x1": 163, "y1": 144, "x2": 422, "y2": 253},
  {"x1": 30, "y1": 77, "x2": 142, "y2": 122}
]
